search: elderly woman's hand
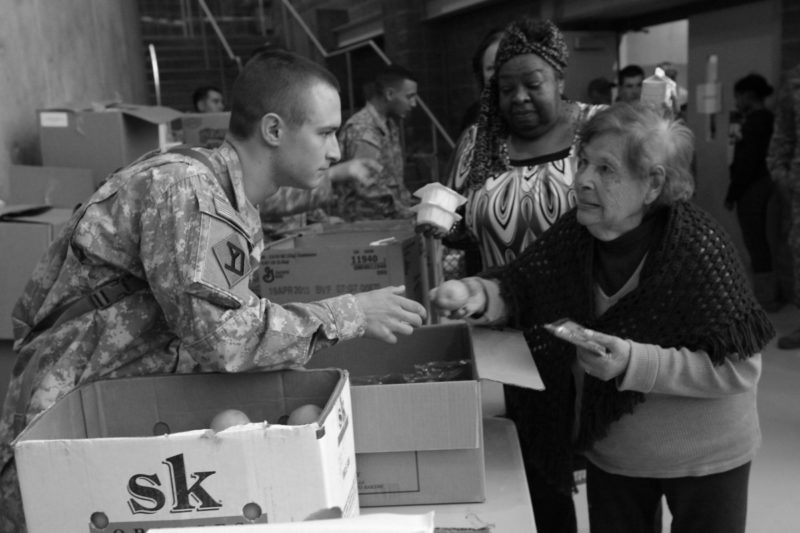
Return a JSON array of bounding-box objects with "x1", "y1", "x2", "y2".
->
[
  {"x1": 576, "y1": 329, "x2": 632, "y2": 381},
  {"x1": 429, "y1": 278, "x2": 487, "y2": 319}
]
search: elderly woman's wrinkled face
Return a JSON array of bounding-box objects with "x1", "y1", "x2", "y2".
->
[
  {"x1": 574, "y1": 133, "x2": 662, "y2": 241},
  {"x1": 497, "y1": 53, "x2": 564, "y2": 140}
]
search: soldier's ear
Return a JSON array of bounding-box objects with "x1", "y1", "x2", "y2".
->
[{"x1": 261, "y1": 113, "x2": 283, "y2": 146}]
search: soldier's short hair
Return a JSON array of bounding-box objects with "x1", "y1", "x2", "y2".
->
[
  {"x1": 374, "y1": 65, "x2": 416, "y2": 93},
  {"x1": 228, "y1": 50, "x2": 340, "y2": 139}
]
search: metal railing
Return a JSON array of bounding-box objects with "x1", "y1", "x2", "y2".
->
[
  {"x1": 197, "y1": 0, "x2": 243, "y2": 72},
  {"x1": 278, "y1": 0, "x2": 455, "y2": 155}
]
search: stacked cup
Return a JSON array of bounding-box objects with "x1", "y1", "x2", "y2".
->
[{"x1": 411, "y1": 183, "x2": 468, "y2": 232}]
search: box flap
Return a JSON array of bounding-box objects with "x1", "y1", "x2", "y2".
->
[
  {"x1": 0, "y1": 206, "x2": 73, "y2": 226},
  {"x1": 40, "y1": 103, "x2": 182, "y2": 124},
  {"x1": 471, "y1": 326, "x2": 544, "y2": 390},
  {"x1": 115, "y1": 104, "x2": 183, "y2": 124},
  {"x1": 0, "y1": 204, "x2": 53, "y2": 219}
]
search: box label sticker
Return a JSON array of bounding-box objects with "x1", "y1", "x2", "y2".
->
[
  {"x1": 39, "y1": 112, "x2": 69, "y2": 128},
  {"x1": 350, "y1": 250, "x2": 387, "y2": 272},
  {"x1": 356, "y1": 452, "x2": 420, "y2": 494}
]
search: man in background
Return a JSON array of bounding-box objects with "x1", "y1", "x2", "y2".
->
[
  {"x1": 331, "y1": 65, "x2": 419, "y2": 221},
  {"x1": 587, "y1": 77, "x2": 615, "y2": 105},
  {"x1": 193, "y1": 85, "x2": 225, "y2": 113},
  {"x1": 616, "y1": 65, "x2": 645, "y2": 103}
]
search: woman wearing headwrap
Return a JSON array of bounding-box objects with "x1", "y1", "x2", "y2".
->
[
  {"x1": 443, "y1": 18, "x2": 604, "y2": 272},
  {"x1": 432, "y1": 103, "x2": 773, "y2": 533},
  {"x1": 436, "y1": 17, "x2": 604, "y2": 532}
]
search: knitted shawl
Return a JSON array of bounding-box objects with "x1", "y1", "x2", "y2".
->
[{"x1": 490, "y1": 201, "x2": 775, "y2": 494}]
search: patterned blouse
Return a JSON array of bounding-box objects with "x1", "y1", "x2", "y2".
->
[{"x1": 446, "y1": 102, "x2": 604, "y2": 268}]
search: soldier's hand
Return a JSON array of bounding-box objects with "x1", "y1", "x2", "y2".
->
[
  {"x1": 329, "y1": 158, "x2": 382, "y2": 186},
  {"x1": 355, "y1": 286, "x2": 426, "y2": 343}
]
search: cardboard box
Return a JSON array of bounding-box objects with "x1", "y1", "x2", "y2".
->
[
  {"x1": 9, "y1": 165, "x2": 95, "y2": 209},
  {"x1": 306, "y1": 323, "x2": 543, "y2": 506},
  {"x1": 0, "y1": 206, "x2": 73, "y2": 338},
  {"x1": 39, "y1": 103, "x2": 182, "y2": 185},
  {"x1": 14, "y1": 369, "x2": 358, "y2": 533},
  {"x1": 257, "y1": 229, "x2": 424, "y2": 305},
  {"x1": 152, "y1": 512, "x2": 435, "y2": 533},
  {"x1": 177, "y1": 112, "x2": 230, "y2": 148}
]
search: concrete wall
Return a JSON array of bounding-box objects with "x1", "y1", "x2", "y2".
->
[
  {"x1": 687, "y1": 0, "x2": 781, "y2": 264},
  {"x1": 0, "y1": 0, "x2": 146, "y2": 200}
]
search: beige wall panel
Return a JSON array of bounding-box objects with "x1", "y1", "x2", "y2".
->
[{"x1": 0, "y1": 0, "x2": 146, "y2": 199}]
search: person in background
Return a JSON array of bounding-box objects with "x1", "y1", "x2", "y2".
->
[
  {"x1": 458, "y1": 27, "x2": 506, "y2": 133},
  {"x1": 587, "y1": 77, "x2": 615, "y2": 105},
  {"x1": 433, "y1": 17, "x2": 605, "y2": 532},
  {"x1": 616, "y1": 65, "x2": 645, "y2": 103},
  {"x1": 443, "y1": 17, "x2": 605, "y2": 271},
  {"x1": 447, "y1": 27, "x2": 506, "y2": 278},
  {"x1": 330, "y1": 65, "x2": 419, "y2": 221},
  {"x1": 657, "y1": 61, "x2": 689, "y2": 120},
  {"x1": 0, "y1": 51, "x2": 427, "y2": 532},
  {"x1": 258, "y1": 157, "x2": 382, "y2": 240},
  {"x1": 433, "y1": 102, "x2": 772, "y2": 533},
  {"x1": 767, "y1": 63, "x2": 800, "y2": 349},
  {"x1": 192, "y1": 85, "x2": 225, "y2": 113},
  {"x1": 725, "y1": 73, "x2": 778, "y2": 311}
]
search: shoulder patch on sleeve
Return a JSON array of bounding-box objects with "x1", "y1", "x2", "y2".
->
[{"x1": 202, "y1": 217, "x2": 255, "y2": 291}]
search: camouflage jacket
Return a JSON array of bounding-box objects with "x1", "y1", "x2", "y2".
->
[
  {"x1": 0, "y1": 142, "x2": 366, "y2": 484},
  {"x1": 259, "y1": 182, "x2": 333, "y2": 240},
  {"x1": 767, "y1": 64, "x2": 800, "y2": 189},
  {"x1": 331, "y1": 103, "x2": 414, "y2": 221}
]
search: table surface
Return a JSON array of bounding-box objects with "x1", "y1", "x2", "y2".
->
[{"x1": 362, "y1": 416, "x2": 536, "y2": 532}]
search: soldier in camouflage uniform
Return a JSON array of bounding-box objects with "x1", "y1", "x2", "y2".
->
[
  {"x1": 767, "y1": 64, "x2": 800, "y2": 349},
  {"x1": 0, "y1": 51, "x2": 426, "y2": 532},
  {"x1": 260, "y1": 158, "x2": 382, "y2": 240},
  {"x1": 331, "y1": 65, "x2": 419, "y2": 221}
]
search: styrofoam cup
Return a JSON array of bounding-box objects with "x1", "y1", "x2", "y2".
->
[
  {"x1": 411, "y1": 202, "x2": 462, "y2": 231},
  {"x1": 413, "y1": 183, "x2": 467, "y2": 213}
]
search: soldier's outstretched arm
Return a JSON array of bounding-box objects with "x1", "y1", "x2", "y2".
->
[{"x1": 140, "y1": 172, "x2": 371, "y2": 372}]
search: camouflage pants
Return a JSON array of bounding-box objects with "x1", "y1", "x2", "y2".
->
[{"x1": 0, "y1": 460, "x2": 25, "y2": 533}]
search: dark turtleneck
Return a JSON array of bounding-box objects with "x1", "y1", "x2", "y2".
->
[{"x1": 594, "y1": 207, "x2": 668, "y2": 295}]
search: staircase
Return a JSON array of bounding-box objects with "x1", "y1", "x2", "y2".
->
[{"x1": 139, "y1": 0, "x2": 274, "y2": 111}]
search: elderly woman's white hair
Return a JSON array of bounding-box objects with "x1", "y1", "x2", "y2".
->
[{"x1": 578, "y1": 102, "x2": 695, "y2": 205}]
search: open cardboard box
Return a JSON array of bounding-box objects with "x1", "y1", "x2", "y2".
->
[
  {"x1": 38, "y1": 103, "x2": 182, "y2": 185},
  {"x1": 176, "y1": 112, "x2": 230, "y2": 149},
  {"x1": 306, "y1": 323, "x2": 543, "y2": 506},
  {"x1": 14, "y1": 369, "x2": 358, "y2": 533}
]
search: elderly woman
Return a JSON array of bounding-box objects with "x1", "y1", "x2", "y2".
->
[
  {"x1": 443, "y1": 17, "x2": 604, "y2": 273},
  {"x1": 432, "y1": 103, "x2": 774, "y2": 533}
]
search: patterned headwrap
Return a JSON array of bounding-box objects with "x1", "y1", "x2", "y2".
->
[{"x1": 466, "y1": 19, "x2": 570, "y2": 190}]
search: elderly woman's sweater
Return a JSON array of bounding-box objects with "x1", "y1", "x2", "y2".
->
[{"x1": 476, "y1": 200, "x2": 774, "y2": 493}]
